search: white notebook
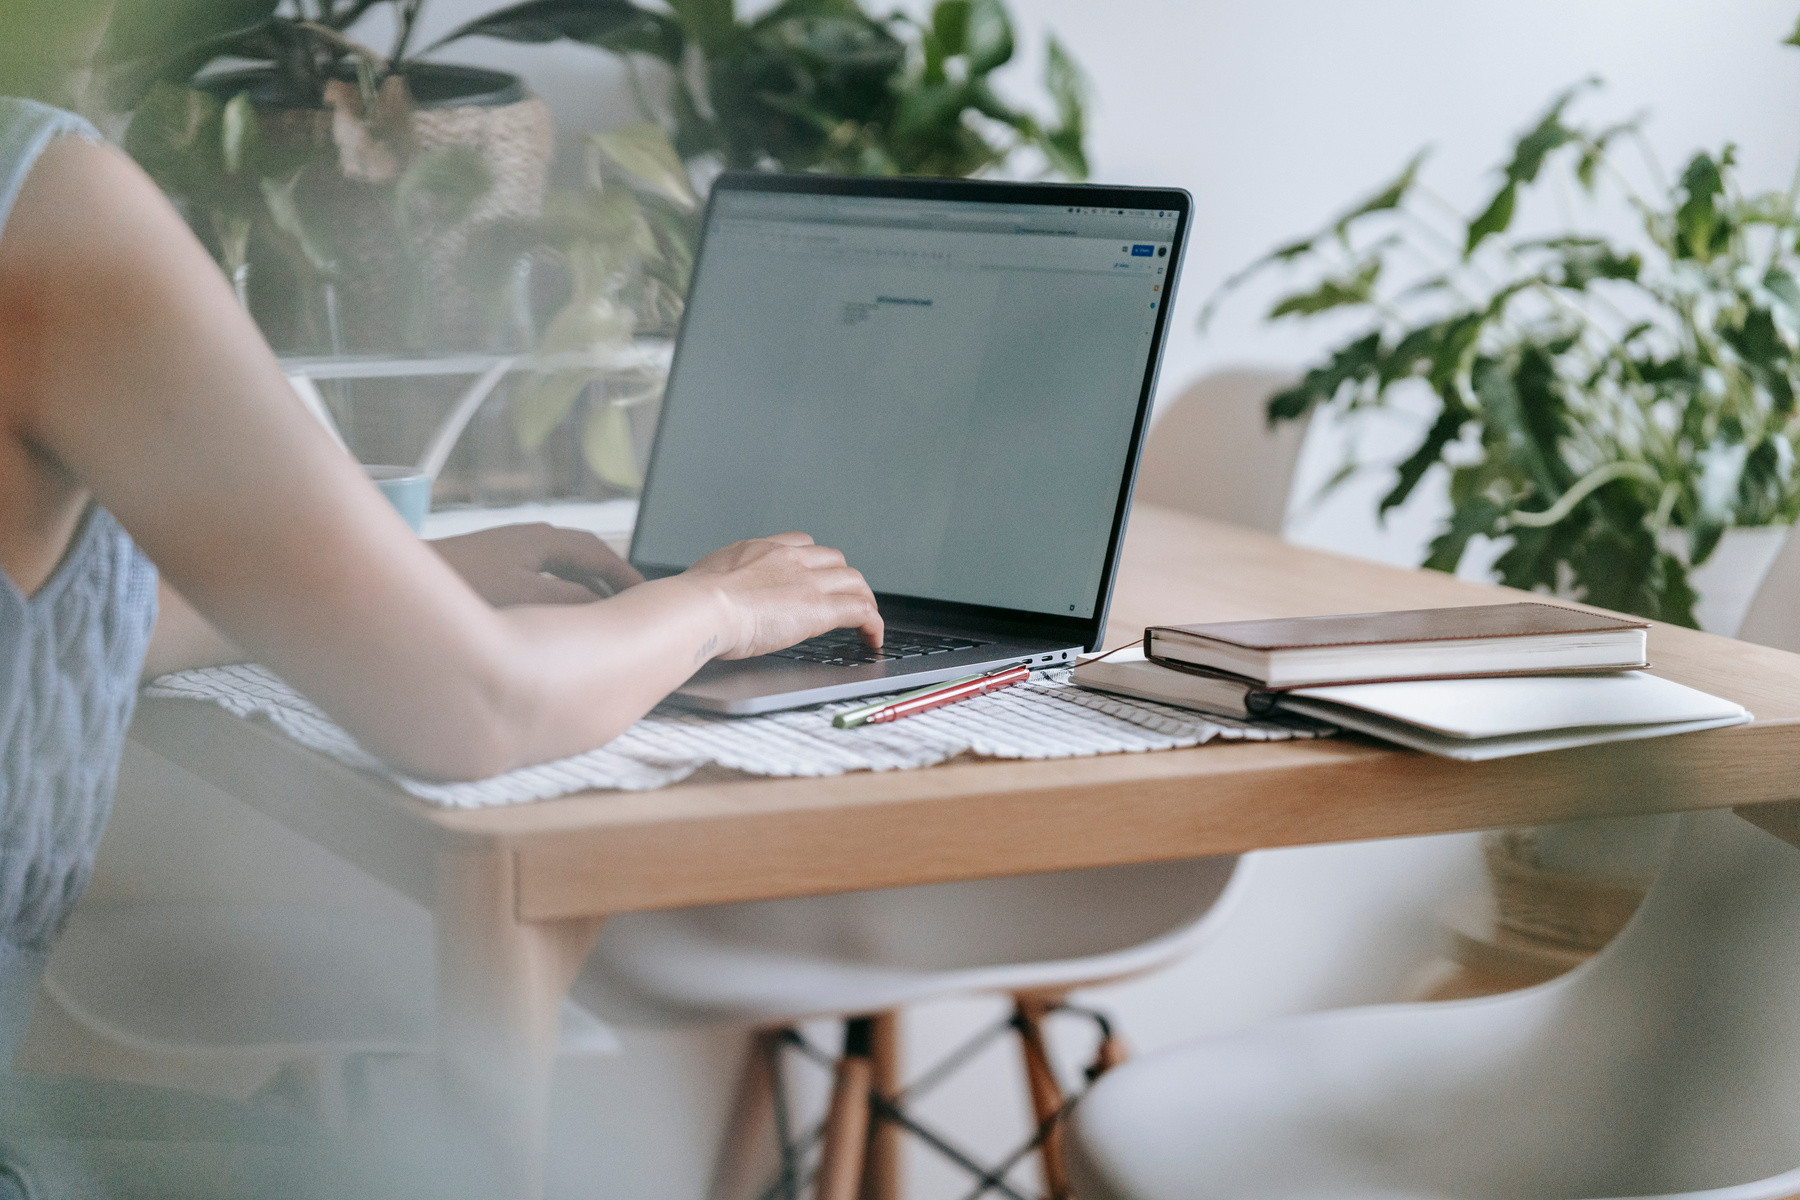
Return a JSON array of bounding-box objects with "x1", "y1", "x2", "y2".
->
[{"x1": 1278, "y1": 673, "x2": 1749, "y2": 761}]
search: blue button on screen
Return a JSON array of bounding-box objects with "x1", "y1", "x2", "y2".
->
[{"x1": 1131, "y1": 244, "x2": 1154, "y2": 257}]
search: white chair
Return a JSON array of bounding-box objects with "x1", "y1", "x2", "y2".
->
[
  {"x1": 1732, "y1": 524, "x2": 1800, "y2": 653},
  {"x1": 1067, "y1": 808, "x2": 1800, "y2": 1200},
  {"x1": 576, "y1": 856, "x2": 1246, "y2": 1199},
  {"x1": 1135, "y1": 370, "x2": 1305, "y2": 535}
]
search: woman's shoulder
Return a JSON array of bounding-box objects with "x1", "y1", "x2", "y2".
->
[
  {"x1": 0, "y1": 97, "x2": 99, "y2": 147},
  {"x1": 0, "y1": 98, "x2": 100, "y2": 236}
]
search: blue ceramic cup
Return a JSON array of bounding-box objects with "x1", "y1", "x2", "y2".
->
[{"x1": 364, "y1": 465, "x2": 431, "y2": 533}]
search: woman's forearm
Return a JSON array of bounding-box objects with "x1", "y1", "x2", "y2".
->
[{"x1": 485, "y1": 575, "x2": 731, "y2": 774}]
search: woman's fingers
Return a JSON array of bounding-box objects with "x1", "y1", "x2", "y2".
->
[
  {"x1": 533, "y1": 526, "x2": 644, "y2": 594},
  {"x1": 681, "y1": 532, "x2": 883, "y2": 658},
  {"x1": 790, "y1": 543, "x2": 848, "y2": 569}
]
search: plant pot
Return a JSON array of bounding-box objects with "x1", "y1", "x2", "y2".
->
[
  {"x1": 1657, "y1": 525, "x2": 1791, "y2": 636},
  {"x1": 198, "y1": 64, "x2": 554, "y2": 354}
]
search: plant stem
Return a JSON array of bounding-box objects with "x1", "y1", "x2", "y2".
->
[
  {"x1": 293, "y1": 21, "x2": 390, "y2": 71},
  {"x1": 1505, "y1": 460, "x2": 1663, "y2": 528},
  {"x1": 390, "y1": 0, "x2": 425, "y2": 67}
]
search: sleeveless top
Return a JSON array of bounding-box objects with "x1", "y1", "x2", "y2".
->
[{"x1": 0, "y1": 99, "x2": 159, "y2": 1061}]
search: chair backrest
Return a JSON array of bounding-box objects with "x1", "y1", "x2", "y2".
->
[
  {"x1": 1733, "y1": 528, "x2": 1800, "y2": 652},
  {"x1": 1134, "y1": 370, "x2": 1305, "y2": 535},
  {"x1": 1529, "y1": 809, "x2": 1800, "y2": 1193}
]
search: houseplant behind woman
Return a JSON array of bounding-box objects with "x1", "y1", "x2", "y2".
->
[{"x1": 0, "y1": 81, "x2": 881, "y2": 1200}]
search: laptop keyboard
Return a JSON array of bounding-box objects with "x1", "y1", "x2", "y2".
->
[{"x1": 769, "y1": 628, "x2": 988, "y2": 666}]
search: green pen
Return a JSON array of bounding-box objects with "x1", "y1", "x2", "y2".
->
[{"x1": 832, "y1": 672, "x2": 991, "y2": 729}]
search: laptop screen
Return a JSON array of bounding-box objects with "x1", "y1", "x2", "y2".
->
[{"x1": 632, "y1": 179, "x2": 1183, "y2": 624}]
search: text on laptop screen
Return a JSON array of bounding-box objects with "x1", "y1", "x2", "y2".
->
[{"x1": 633, "y1": 189, "x2": 1176, "y2": 620}]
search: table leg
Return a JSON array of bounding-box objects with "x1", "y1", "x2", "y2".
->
[
  {"x1": 861, "y1": 1012, "x2": 902, "y2": 1200},
  {"x1": 434, "y1": 843, "x2": 604, "y2": 1199}
]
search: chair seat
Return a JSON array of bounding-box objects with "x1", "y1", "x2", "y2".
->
[
  {"x1": 1068, "y1": 812, "x2": 1800, "y2": 1200},
  {"x1": 572, "y1": 857, "x2": 1243, "y2": 1026}
]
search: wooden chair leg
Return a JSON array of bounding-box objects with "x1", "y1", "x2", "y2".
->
[
  {"x1": 709, "y1": 1030, "x2": 782, "y2": 1200},
  {"x1": 859, "y1": 1011, "x2": 902, "y2": 1200},
  {"x1": 816, "y1": 1018, "x2": 876, "y2": 1200},
  {"x1": 1014, "y1": 997, "x2": 1071, "y2": 1200}
]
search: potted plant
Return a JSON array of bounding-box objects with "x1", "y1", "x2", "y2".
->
[
  {"x1": 434, "y1": 0, "x2": 1089, "y2": 179},
  {"x1": 1213, "y1": 78, "x2": 1800, "y2": 631},
  {"x1": 100, "y1": 0, "x2": 556, "y2": 354}
]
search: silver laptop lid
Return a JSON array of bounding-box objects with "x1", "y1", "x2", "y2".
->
[{"x1": 631, "y1": 174, "x2": 1192, "y2": 651}]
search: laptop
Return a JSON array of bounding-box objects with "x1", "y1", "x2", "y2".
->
[{"x1": 630, "y1": 172, "x2": 1192, "y2": 715}]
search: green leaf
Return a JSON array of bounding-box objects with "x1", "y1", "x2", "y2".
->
[
  {"x1": 591, "y1": 124, "x2": 696, "y2": 210},
  {"x1": 1689, "y1": 520, "x2": 1726, "y2": 569},
  {"x1": 1674, "y1": 150, "x2": 1731, "y2": 261},
  {"x1": 512, "y1": 373, "x2": 589, "y2": 452},
  {"x1": 1464, "y1": 182, "x2": 1516, "y2": 257},
  {"x1": 965, "y1": 0, "x2": 1014, "y2": 73},
  {"x1": 931, "y1": 0, "x2": 971, "y2": 56},
  {"x1": 892, "y1": 80, "x2": 971, "y2": 141},
  {"x1": 1573, "y1": 117, "x2": 1640, "y2": 192},
  {"x1": 582, "y1": 402, "x2": 644, "y2": 490},
  {"x1": 260, "y1": 173, "x2": 338, "y2": 276},
  {"x1": 1381, "y1": 393, "x2": 1470, "y2": 515},
  {"x1": 1786, "y1": 14, "x2": 1800, "y2": 46},
  {"x1": 1333, "y1": 149, "x2": 1427, "y2": 237},
  {"x1": 668, "y1": 0, "x2": 739, "y2": 54},
  {"x1": 1424, "y1": 495, "x2": 1505, "y2": 573},
  {"x1": 220, "y1": 92, "x2": 258, "y2": 176},
  {"x1": 1267, "y1": 259, "x2": 1381, "y2": 319},
  {"x1": 1512, "y1": 345, "x2": 1573, "y2": 490},
  {"x1": 1519, "y1": 235, "x2": 1643, "y2": 289},
  {"x1": 122, "y1": 82, "x2": 225, "y2": 197},
  {"x1": 1269, "y1": 236, "x2": 1314, "y2": 262},
  {"x1": 98, "y1": 0, "x2": 277, "y2": 66},
  {"x1": 1040, "y1": 35, "x2": 1088, "y2": 178},
  {"x1": 1766, "y1": 267, "x2": 1800, "y2": 317},
  {"x1": 1266, "y1": 332, "x2": 1383, "y2": 424},
  {"x1": 432, "y1": 0, "x2": 685, "y2": 63},
  {"x1": 1422, "y1": 312, "x2": 1485, "y2": 392},
  {"x1": 1489, "y1": 79, "x2": 1595, "y2": 194},
  {"x1": 1724, "y1": 307, "x2": 1786, "y2": 368},
  {"x1": 394, "y1": 144, "x2": 493, "y2": 230},
  {"x1": 1472, "y1": 353, "x2": 1563, "y2": 500}
]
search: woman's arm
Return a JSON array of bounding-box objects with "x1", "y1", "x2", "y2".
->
[
  {"x1": 5, "y1": 137, "x2": 880, "y2": 780},
  {"x1": 141, "y1": 523, "x2": 644, "y2": 681}
]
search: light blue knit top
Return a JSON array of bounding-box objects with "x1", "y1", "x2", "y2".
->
[{"x1": 0, "y1": 98, "x2": 159, "y2": 1061}]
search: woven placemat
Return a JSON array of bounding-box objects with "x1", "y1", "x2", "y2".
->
[{"x1": 145, "y1": 664, "x2": 1332, "y2": 809}]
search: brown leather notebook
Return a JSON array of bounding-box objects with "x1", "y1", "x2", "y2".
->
[{"x1": 1146, "y1": 602, "x2": 1650, "y2": 688}]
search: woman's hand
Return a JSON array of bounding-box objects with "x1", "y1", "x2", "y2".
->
[
  {"x1": 682, "y1": 532, "x2": 883, "y2": 659},
  {"x1": 431, "y1": 525, "x2": 643, "y2": 608}
]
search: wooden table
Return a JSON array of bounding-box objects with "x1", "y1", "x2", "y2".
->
[{"x1": 125, "y1": 505, "x2": 1800, "y2": 1196}]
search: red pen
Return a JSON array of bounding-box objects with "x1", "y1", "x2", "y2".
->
[{"x1": 834, "y1": 663, "x2": 1033, "y2": 728}]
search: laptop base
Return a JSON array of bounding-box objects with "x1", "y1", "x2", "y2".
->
[{"x1": 672, "y1": 636, "x2": 1078, "y2": 715}]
